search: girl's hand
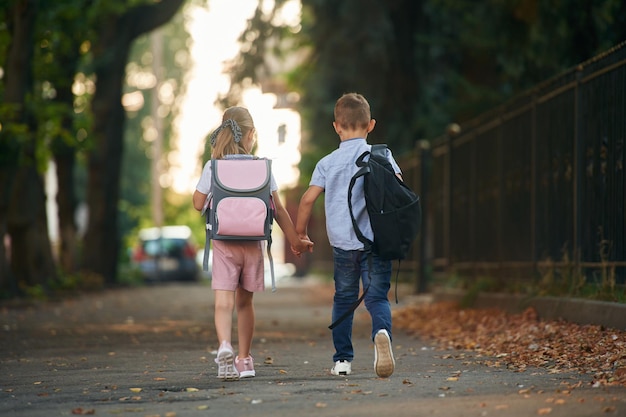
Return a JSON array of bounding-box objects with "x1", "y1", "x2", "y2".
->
[{"x1": 291, "y1": 238, "x2": 314, "y2": 257}]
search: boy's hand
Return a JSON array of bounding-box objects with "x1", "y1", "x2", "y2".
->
[{"x1": 291, "y1": 238, "x2": 314, "y2": 257}]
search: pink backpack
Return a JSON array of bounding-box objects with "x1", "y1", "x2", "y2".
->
[{"x1": 201, "y1": 156, "x2": 277, "y2": 290}]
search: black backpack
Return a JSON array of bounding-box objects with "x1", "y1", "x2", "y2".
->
[
  {"x1": 348, "y1": 144, "x2": 421, "y2": 261},
  {"x1": 329, "y1": 144, "x2": 421, "y2": 329}
]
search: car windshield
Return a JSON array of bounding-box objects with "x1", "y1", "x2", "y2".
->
[{"x1": 143, "y1": 238, "x2": 186, "y2": 257}]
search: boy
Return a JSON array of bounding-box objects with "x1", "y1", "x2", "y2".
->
[{"x1": 295, "y1": 93, "x2": 401, "y2": 378}]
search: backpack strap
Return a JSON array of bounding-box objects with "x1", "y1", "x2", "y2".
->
[
  {"x1": 347, "y1": 150, "x2": 373, "y2": 251},
  {"x1": 266, "y1": 239, "x2": 276, "y2": 292},
  {"x1": 347, "y1": 145, "x2": 389, "y2": 249},
  {"x1": 202, "y1": 193, "x2": 213, "y2": 271},
  {"x1": 267, "y1": 194, "x2": 276, "y2": 292}
]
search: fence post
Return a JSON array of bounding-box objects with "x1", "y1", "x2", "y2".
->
[
  {"x1": 573, "y1": 67, "x2": 584, "y2": 270},
  {"x1": 416, "y1": 140, "x2": 431, "y2": 294}
]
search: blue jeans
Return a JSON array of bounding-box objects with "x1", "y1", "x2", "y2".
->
[{"x1": 331, "y1": 247, "x2": 392, "y2": 363}]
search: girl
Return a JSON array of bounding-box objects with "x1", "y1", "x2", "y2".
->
[{"x1": 193, "y1": 106, "x2": 313, "y2": 380}]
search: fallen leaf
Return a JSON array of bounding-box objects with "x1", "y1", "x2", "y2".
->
[
  {"x1": 393, "y1": 302, "x2": 626, "y2": 387},
  {"x1": 129, "y1": 388, "x2": 142, "y2": 393},
  {"x1": 537, "y1": 407, "x2": 552, "y2": 415},
  {"x1": 186, "y1": 387, "x2": 199, "y2": 392},
  {"x1": 71, "y1": 408, "x2": 95, "y2": 415}
]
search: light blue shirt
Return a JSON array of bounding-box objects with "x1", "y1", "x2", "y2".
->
[{"x1": 310, "y1": 138, "x2": 401, "y2": 251}]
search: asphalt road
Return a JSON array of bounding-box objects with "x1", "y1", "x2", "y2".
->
[{"x1": 1, "y1": 277, "x2": 624, "y2": 417}]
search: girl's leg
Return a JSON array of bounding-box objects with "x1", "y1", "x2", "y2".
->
[
  {"x1": 214, "y1": 289, "x2": 239, "y2": 379},
  {"x1": 235, "y1": 287, "x2": 255, "y2": 358},
  {"x1": 214, "y1": 289, "x2": 236, "y2": 344}
]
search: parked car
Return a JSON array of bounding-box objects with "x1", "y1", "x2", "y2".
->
[{"x1": 131, "y1": 225, "x2": 199, "y2": 282}]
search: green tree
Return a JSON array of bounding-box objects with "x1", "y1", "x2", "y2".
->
[
  {"x1": 226, "y1": 0, "x2": 626, "y2": 172},
  {"x1": 0, "y1": 0, "x2": 57, "y2": 293},
  {"x1": 0, "y1": 0, "x2": 189, "y2": 295},
  {"x1": 82, "y1": 0, "x2": 186, "y2": 285},
  {"x1": 120, "y1": 9, "x2": 192, "y2": 241}
]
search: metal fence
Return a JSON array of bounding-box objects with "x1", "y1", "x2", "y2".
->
[{"x1": 400, "y1": 41, "x2": 626, "y2": 292}]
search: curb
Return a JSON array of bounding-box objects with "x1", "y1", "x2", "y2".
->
[{"x1": 431, "y1": 288, "x2": 626, "y2": 331}]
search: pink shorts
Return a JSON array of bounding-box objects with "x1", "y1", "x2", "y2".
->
[{"x1": 211, "y1": 240, "x2": 265, "y2": 292}]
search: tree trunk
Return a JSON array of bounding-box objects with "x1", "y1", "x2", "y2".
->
[
  {"x1": 53, "y1": 141, "x2": 79, "y2": 274},
  {"x1": 51, "y1": 36, "x2": 83, "y2": 275},
  {"x1": 8, "y1": 166, "x2": 57, "y2": 288},
  {"x1": 82, "y1": 0, "x2": 185, "y2": 284},
  {"x1": 1, "y1": 0, "x2": 57, "y2": 292}
]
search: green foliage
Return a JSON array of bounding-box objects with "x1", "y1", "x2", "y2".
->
[
  {"x1": 12, "y1": 269, "x2": 106, "y2": 302},
  {"x1": 226, "y1": 0, "x2": 626, "y2": 187},
  {"x1": 1, "y1": 0, "x2": 196, "y2": 293},
  {"x1": 119, "y1": 6, "x2": 193, "y2": 251},
  {"x1": 537, "y1": 252, "x2": 626, "y2": 303}
]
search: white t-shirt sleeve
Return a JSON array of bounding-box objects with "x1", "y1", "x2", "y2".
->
[{"x1": 196, "y1": 161, "x2": 212, "y2": 194}]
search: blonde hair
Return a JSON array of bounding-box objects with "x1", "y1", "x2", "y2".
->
[
  {"x1": 210, "y1": 106, "x2": 255, "y2": 159},
  {"x1": 334, "y1": 93, "x2": 371, "y2": 130}
]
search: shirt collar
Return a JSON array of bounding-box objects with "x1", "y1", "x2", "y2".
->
[{"x1": 339, "y1": 137, "x2": 366, "y2": 148}]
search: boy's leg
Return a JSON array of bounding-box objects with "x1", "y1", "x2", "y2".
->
[
  {"x1": 331, "y1": 247, "x2": 361, "y2": 363},
  {"x1": 362, "y1": 255, "x2": 392, "y2": 338},
  {"x1": 362, "y1": 255, "x2": 394, "y2": 377}
]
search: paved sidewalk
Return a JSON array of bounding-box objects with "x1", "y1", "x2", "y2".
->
[{"x1": 1, "y1": 277, "x2": 624, "y2": 417}]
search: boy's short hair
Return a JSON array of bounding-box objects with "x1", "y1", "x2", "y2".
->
[{"x1": 334, "y1": 93, "x2": 371, "y2": 130}]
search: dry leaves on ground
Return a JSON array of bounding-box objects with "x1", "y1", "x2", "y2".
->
[{"x1": 393, "y1": 302, "x2": 626, "y2": 387}]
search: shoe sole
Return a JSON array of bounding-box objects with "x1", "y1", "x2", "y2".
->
[
  {"x1": 331, "y1": 370, "x2": 351, "y2": 376},
  {"x1": 217, "y1": 350, "x2": 239, "y2": 380},
  {"x1": 331, "y1": 362, "x2": 352, "y2": 376},
  {"x1": 238, "y1": 370, "x2": 256, "y2": 378},
  {"x1": 374, "y1": 332, "x2": 394, "y2": 378}
]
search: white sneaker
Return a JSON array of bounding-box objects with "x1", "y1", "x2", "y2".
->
[
  {"x1": 331, "y1": 360, "x2": 352, "y2": 376},
  {"x1": 374, "y1": 329, "x2": 395, "y2": 378},
  {"x1": 215, "y1": 341, "x2": 239, "y2": 380}
]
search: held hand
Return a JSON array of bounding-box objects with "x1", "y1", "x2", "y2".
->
[{"x1": 291, "y1": 238, "x2": 314, "y2": 257}]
